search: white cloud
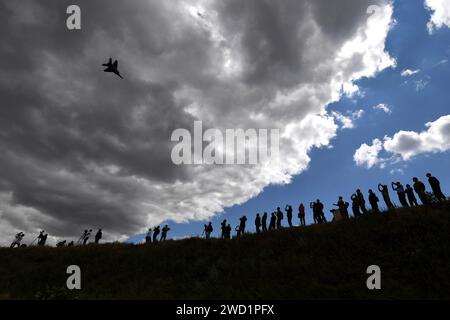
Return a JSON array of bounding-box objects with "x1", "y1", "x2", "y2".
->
[
  {"x1": 425, "y1": 0, "x2": 450, "y2": 33},
  {"x1": 414, "y1": 78, "x2": 430, "y2": 91},
  {"x1": 332, "y1": 109, "x2": 365, "y2": 129},
  {"x1": 354, "y1": 115, "x2": 450, "y2": 170},
  {"x1": 389, "y1": 168, "x2": 405, "y2": 175},
  {"x1": 0, "y1": 0, "x2": 396, "y2": 243},
  {"x1": 384, "y1": 115, "x2": 450, "y2": 159},
  {"x1": 373, "y1": 103, "x2": 392, "y2": 114},
  {"x1": 353, "y1": 138, "x2": 384, "y2": 169},
  {"x1": 401, "y1": 69, "x2": 420, "y2": 77},
  {"x1": 435, "y1": 59, "x2": 448, "y2": 66}
]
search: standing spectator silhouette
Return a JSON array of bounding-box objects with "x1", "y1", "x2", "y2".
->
[
  {"x1": 368, "y1": 189, "x2": 380, "y2": 212},
  {"x1": 311, "y1": 202, "x2": 319, "y2": 223},
  {"x1": 285, "y1": 205, "x2": 293, "y2": 227},
  {"x1": 145, "y1": 228, "x2": 152, "y2": 244},
  {"x1": 159, "y1": 224, "x2": 170, "y2": 241},
  {"x1": 234, "y1": 225, "x2": 242, "y2": 237},
  {"x1": 220, "y1": 219, "x2": 227, "y2": 239},
  {"x1": 298, "y1": 203, "x2": 306, "y2": 226},
  {"x1": 269, "y1": 212, "x2": 276, "y2": 230},
  {"x1": 37, "y1": 231, "x2": 48, "y2": 246},
  {"x1": 224, "y1": 224, "x2": 232, "y2": 239},
  {"x1": 95, "y1": 229, "x2": 102, "y2": 244},
  {"x1": 392, "y1": 182, "x2": 409, "y2": 207},
  {"x1": 161, "y1": 225, "x2": 170, "y2": 241},
  {"x1": 413, "y1": 177, "x2": 429, "y2": 205},
  {"x1": 83, "y1": 229, "x2": 92, "y2": 245},
  {"x1": 405, "y1": 184, "x2": 418, "y2": 207},
  {"x1": 351, "y1": 194, "x2": 361, "y2": 217},
  {"x1": 313, "y1": 199, "x2": 326, "y2": 223},
  {"x1": 262, "y1": 212, "x2": 268, "y2": 232},
  {"x1": 427, "y1": 173, "x2": 446, "y2": 201},
  {"x1": 255, "y1": 214, "x2": 261, "y2": 234},
  {"x1": 276, "y1": 207, "x2": 283, "y2": 228},
  {"x1": 204, "y1": 222, "x2": 213, "y2": 239},
  {"x1": 356, "y1": 189, "x2": 367, "y2": 214},
  {"x1": 153, "y1": 226, "x2": 160, "y2": 243},
  {"x1": 378, "y1": 183, "x2": 395, "y2": 210},
  {"x1": 334, "y1": 197, "x2": 349, "y2": 219},
  {"x1": 77, "y1": 230, "x2": 88, "y2": 245},
  {"x1": 239, "y1": 216, "x2": 247, "y2": 235}
]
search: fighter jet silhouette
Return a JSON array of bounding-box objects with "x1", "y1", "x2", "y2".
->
[{"x1": 102, "y1": 58, "x2": 123, "y2": 79}]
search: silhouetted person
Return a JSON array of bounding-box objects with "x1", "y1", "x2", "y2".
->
[
  {"x1": 334, "y1": 197, "x2": 349, "y2": 219},
  {"x1": 10, "y1": 232, "x2": 25, "y2": 248},
  {"x1": 427, "y1": 173, "x2": 446, "y2": 201},
  {"x1": 255, "y1": 214, "x2": 261, "y2": 234},
  {"x1": 392, "y1": 182, "x2": 409, "y2": 207},
  {"x1": 262, "y1": 212, "x2": 268, "y2": 232},
  {"x1": 153, "y1": 226, "x2": 160, "y2": 243},
  {"x1": 161, "y1": 225, "x2": 170, "y2": 241},
  {"x1": 368, "y1": 189, "x2": 380, "y2": 212},
  {"x1": 269, "y1": 212, "x2": 276, "y2": 230},
  {"x1": 311, "y1": 202, "x2": 318, "y2": 223},
  {"x1": 37, "y1": 232, "x2": 48, "y2": 246},
  {"x1": 413, "y1": 177, "x2": 429, "y2": 205},
  {"x1": 95, "y1": 229, "x2": 102, "y2": 244},
  {"x1": 56, "y1": 240, "x2": 66, "y2": 247},
  {"x1": 313, "y1": 199, "x2": 326, "y2": 223},
  {"x1": 145, "y1": 228, "x2": 152, "y2": 244},
  {"x1": 220, "y1": 219, "x2": 227, "y2": 238},
  {"x1": 356, "y1": 189, "x2": 367, "y2": 214},
  {"x1": 239, "y1": 216, "x2": 247, "y2": 235},
  {"x1": 83, "y1": 229, "x2": 92, "y2": 245},
  {"x1": 102, "y1": 58, "x2": 123, "y2": 79},
  {"x1": 232, "y1": 225, "x2": 239, "y2": 237},
  {"x1": 318, "y1": 200, "x2": 326, "y2": 223},
  {"x1": 276, "y1": 207, "x2": 283, "y2": 228},
  {"x1": 77, "y1": 229, "x2": 88, "y2": 245},
  {"x1": 378, "y1": 183, "x2": 395, "y2": 210},
  {"x1": 285, "y1": 205, "x2": 293, "y2": 227},
  {"x1": 298, "y1": 203, "x2": 306, "y2": 226},
  {"x1": 34, "y1": 230, "x2": 45, "y2": 246},
  {"x1": 351, "y1": 194, "x2": 361, "y2": 217},
  {"x1": 405, "y1": 184, "x2": 418, "y2": 206},
  {"x1": 204, "y1": 222, "x2": 213, "y2": 239},
  {"x1": 224, "y1": 224, "x2": 232, "y2": 239}
]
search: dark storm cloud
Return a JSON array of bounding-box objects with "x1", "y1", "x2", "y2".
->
[
  {"x1": 0, "y1": 0, "x2": 201, "y2": 238},
  {"x1": 0, "y1": 0, "x2": 393, "y2": 242},
  {"x1": 214, "y1": 0, "x2": 385, "y2": 87}
]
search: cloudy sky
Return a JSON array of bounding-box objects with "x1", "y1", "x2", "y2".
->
[{"x1": 0, "y1": 0, "x2": 449, "y2": 245}]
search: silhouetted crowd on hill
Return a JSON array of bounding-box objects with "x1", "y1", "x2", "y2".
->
[
  {"x1": 201, "y1": 173, "x2": 447, "y2": 239},
  {"x1": 10, "y1": 228, "x2": 103, "y2": 248},
  {"x1": 145, "y1": 225, "x2": 171, "y2": 243},
  {"x1": 7, "y1": 173, "x2": 448, "y2": 247}
]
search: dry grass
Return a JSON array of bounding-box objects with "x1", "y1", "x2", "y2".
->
[{"x1": 1, "y1": 202, "x2": 450, "y2": 299}]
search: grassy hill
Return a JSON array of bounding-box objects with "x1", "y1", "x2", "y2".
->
[{"x1": 1, "y1": 202, "x2": 450, "y2": 300}]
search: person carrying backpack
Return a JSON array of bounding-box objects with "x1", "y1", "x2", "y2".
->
[{"x1": 204, "y1": 222, "x2": 213, "y2": 239}]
